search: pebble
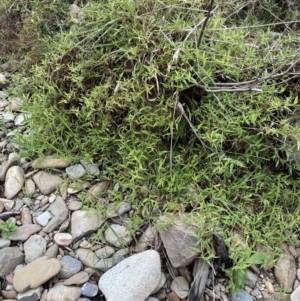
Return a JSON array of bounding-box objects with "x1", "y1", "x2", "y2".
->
[
  {"x1": 104, "y1": 224, "x2": 132, "y2": 248},
  {"x1": 0, "y1": 152, "x2": 20, "y2": 181},
  {"x1": 24, "y1": 234, "x2": 46, "y2": 263},
  {"x1": 21, "y1": 207, "x2": 32, "y2": 224},
  {"x1": 64, "y1": 271, "x2": 90, "y2": 285},
  {"x1": 2, "y1": 290, "x2": 17, "y2": 299},
  {"x1": 265, "y1": 280, "x2": 275, "y2": 293},
  {"x1": 43, "y1": 196, "x2": 68, "y2": 233},
  {"x1": 9, "y1": 224, "x2": 41, "y2": 241},
  {"x1": 167, "y1": 292, "x2": 180, "y2": 301},
  {"x1": 170, "y1": 276, "x2": 189, "y2": 299},
  {"x1": 231, "y1": 290, "x2": 253, "y2": 301},
  {"x1": 47, "y1": 283, "x2": 81, "y2": 301},
  {"x1": 0, "y1": 238, "x2": 11, "y2": 248},
  {"x1": 66, "y1": 164, "x2": 86, "y2": 179},
  {"x1": 4, "y1": 166, "x2": 25, "y2": 199},
  {"x1": 95, "y1": 258, "x2": 115, "y2": 272},
  {"x1": 32, "y1": 171, "x2": 62, "y2": 195},
  {"x1": 17, "y1": 286, "x2": 43, "y2": 301},
  {"x1": 81, "y1": 282, "x2": 99, "y2": 297},
  {"x1": 68, "y1": 200, "x2": 83, "y2": 211},
  {"x1": 13, "y1": 256, "x2": 60, "y2": 292},
  {"x1": 71, "y1": 209, "x2": 105, "y2": 243},
  {"x1": 99, "y1": 250, "x2": 161, "y2": 301},
  {"x1": 0, "y1": 246, "x2": 24, "y2": 277},
  {"x1": 80, "y1": 161, "x2": 100, "y2": 176},
  {"x1": 36, "y1": 211, "x2": 53, "y2": 226},
  {"x1": 157, "y1": 214, "x2": 199, "y2": 267},
  {"x1": 32, "y1": 156, "x2": 70, "y2": 169},
  {"x1": 106, "y1": 202, "x2": 131, "y2": 218},
  {"x1": 54, "y1": 233, "x2": 73, "y2": 246},
  {"x1": 75, "y1": 248, "x2": 99, "y2": 268},
  {"x1": 274, "y1": 247, "x2": 297, "y2": 293},
  {"x1": 87, "y1": 181, "x2": 110, "y2": 198},
  {"x1": 59, "y1": 255, "x2": 82, "y2": 279},
  {"x1": 95, "y1": 246, "x2": 115, "y2": 259},
  {"x1": 245, "y1": 269, "x2": 258, "y2": 289}
]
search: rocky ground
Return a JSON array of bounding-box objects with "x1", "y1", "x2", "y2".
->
[{"x1": 0, "y1": 71, "x2": 300, "y2": 301}]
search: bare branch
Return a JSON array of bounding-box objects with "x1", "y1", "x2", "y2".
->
[{"x1": 197, "y1": 0, "x2": 215, "y2": 48}]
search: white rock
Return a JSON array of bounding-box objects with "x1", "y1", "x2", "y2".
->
[
  {"x1": 3, "y1": 113, "x2": 14, "y2": 121},
  {"x1": 99, "y1": 250, "x2": 161, "y2": 301},
  {"x1": 54, "y1": 233, "x2": 73, "y2": 246},
  {"x1": 36, "y1": 211, "x2": 53, "y2": 227},
  {"x1": 14, "y1": 114, "x2": 28, "y2": 126},
  {"x1": 49, "y1": 194, "x2": 56, "y2": 203},
  {"x1": 4, "y1": 166, "x2": 24, "y2": 199}
]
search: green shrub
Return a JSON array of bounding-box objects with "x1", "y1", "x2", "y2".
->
[{"x1": 9, "y1": 0, "x2": 300, "y2": 285}]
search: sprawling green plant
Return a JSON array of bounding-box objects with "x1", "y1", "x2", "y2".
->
[{"x1": 4, "y1": 0, "x2": 300, "y2": 289}]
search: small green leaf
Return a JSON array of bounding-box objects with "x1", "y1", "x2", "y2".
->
[
  {"x1": 246, "y1": 252, "x2": 269, "y2": 265},
  {"x1": 233, "y1": 269, "x2": 245, "y2": 291}
]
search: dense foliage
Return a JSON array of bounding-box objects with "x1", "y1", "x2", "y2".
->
[{"x1": 1, "y1": 0, "x2": 300, "y2": 290}]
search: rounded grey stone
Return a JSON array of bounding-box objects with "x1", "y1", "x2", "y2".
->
[
  {"x1": 104, "y1": 224, "x2": 132, "y2": 248},
  {"x1": 231, "y1": 290, "x2": 253, "y2": 301},
  {"x1": 66, "y1": 164, "x2": 86, "y2": 179},
  {"x1": 59, "y1": 255, "x2": 82, "y2": 279},
  {"x1": 81, "y1": 282, "x2": 98, "y2": 297},
  {"x1": 98, "y1": 250, "x2": 161, "y2": 301}
]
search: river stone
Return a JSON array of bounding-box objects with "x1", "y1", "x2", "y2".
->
[
  {"x1": 80, "y1": 161, "x2": 100, "y2": 176},
  {"x1": 71, "y1": 209, "x2": 105, "y2": 243},
  {"x1": 0, "y1": 198, "x2": 14, "y2": 211},
  {"x1": 0, "y1": 246, "x2": 24, "y2": 277},
  {"x1": 0, "y1": 152, "x2": 20, "y2": 181},
  {"x1": 13, "y1": 256, "x2": 61, "y2": 293},
  {"x1": 0, "y1": 73, "x2": 7, "y2": 87},
  {"x1": 47, "y1": 283, "x2": 81, "y2": 301},
  {"x1": 24, "y1": 234, "x2": 46, "y2": 263},
  {"x1": 157, "y1": 214, "x2": 200, "y2": 267},
  {"x1": 134, "y1": 225, "x2": 157, "y2": 252},
  {"x1": 245, "y1": 269, "x2": 258, "y2": 289},
  {"x1": 43, "y1": 196, "x2": 69, "y2": 233},
  {"x1": 95, "y1": 246, "x2": 115, "y2": 259},
  {"x1": 106, "y1": 202, "x2": 131, "y2": 218},
  {"x1": 24, "y1": 178, "x2": 35, "y2": 197},
  {"x1": 104, "y1": 224, "x2": 132, "y2": 248},
  {"x1": 44, "y1": 243, "x2": 59, "y2": 259},
  {"x1": 75, "y1": 248, "x2": 99, "y2": 268},
  {"x1": 54, "y1": 233, "x2": 73, "y2": 246},
  {"x1": 17, "y1": 286, "x2": 44, "y2": 301},
  {"x1": 66, "y1": 164, "x2": 86, "y2": 179},
  {"x1": 32, "y1": 156, "x2": 70, "y2": 169},
  {"x1": 231, "y1": 290, "x2": 253, "y2": 301},
  {"x1": 274, "y1": 245, "x2": 297, "y2": 293},
  {"x1": 99, "y1": 250, "x2": 161, "y2": 301},
  {"x1": 4, "y1": 166, "x2": 25, "y2": 199},
  {"x1": 87, "y1": 181, "x2": 110, "y2": 198},
  {"x1": 36, "y1": 211, "x2": 53, "y2": 227},
  {"x1": 9, "y1": 224, "x2": 41, "y2": 241},
  {"x1": 32, "y1": 171, "x2": 62, "y2": 195},
  {"x1": 0, "y1": 238, "x2": 11, "y2": 248},
  {"x1": 59, "y1": 255, "x2": 82, "y2": 279},
  {"x1": 170, "y1": 276, "x2": 189, "y2": 299},
  {"x1": 64, "y1": 271, "x2": 90, "y2": 285},
  {"x1": 95, "y1": 258, "x2": 115, "y2": 272},
  {"x1": 81, "y1": 282, "x2": 98, "y2": 297}
]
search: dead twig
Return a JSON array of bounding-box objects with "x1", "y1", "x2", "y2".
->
[{"x1": 197, "y1": 0, "x2": 215, "y2": 48}]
